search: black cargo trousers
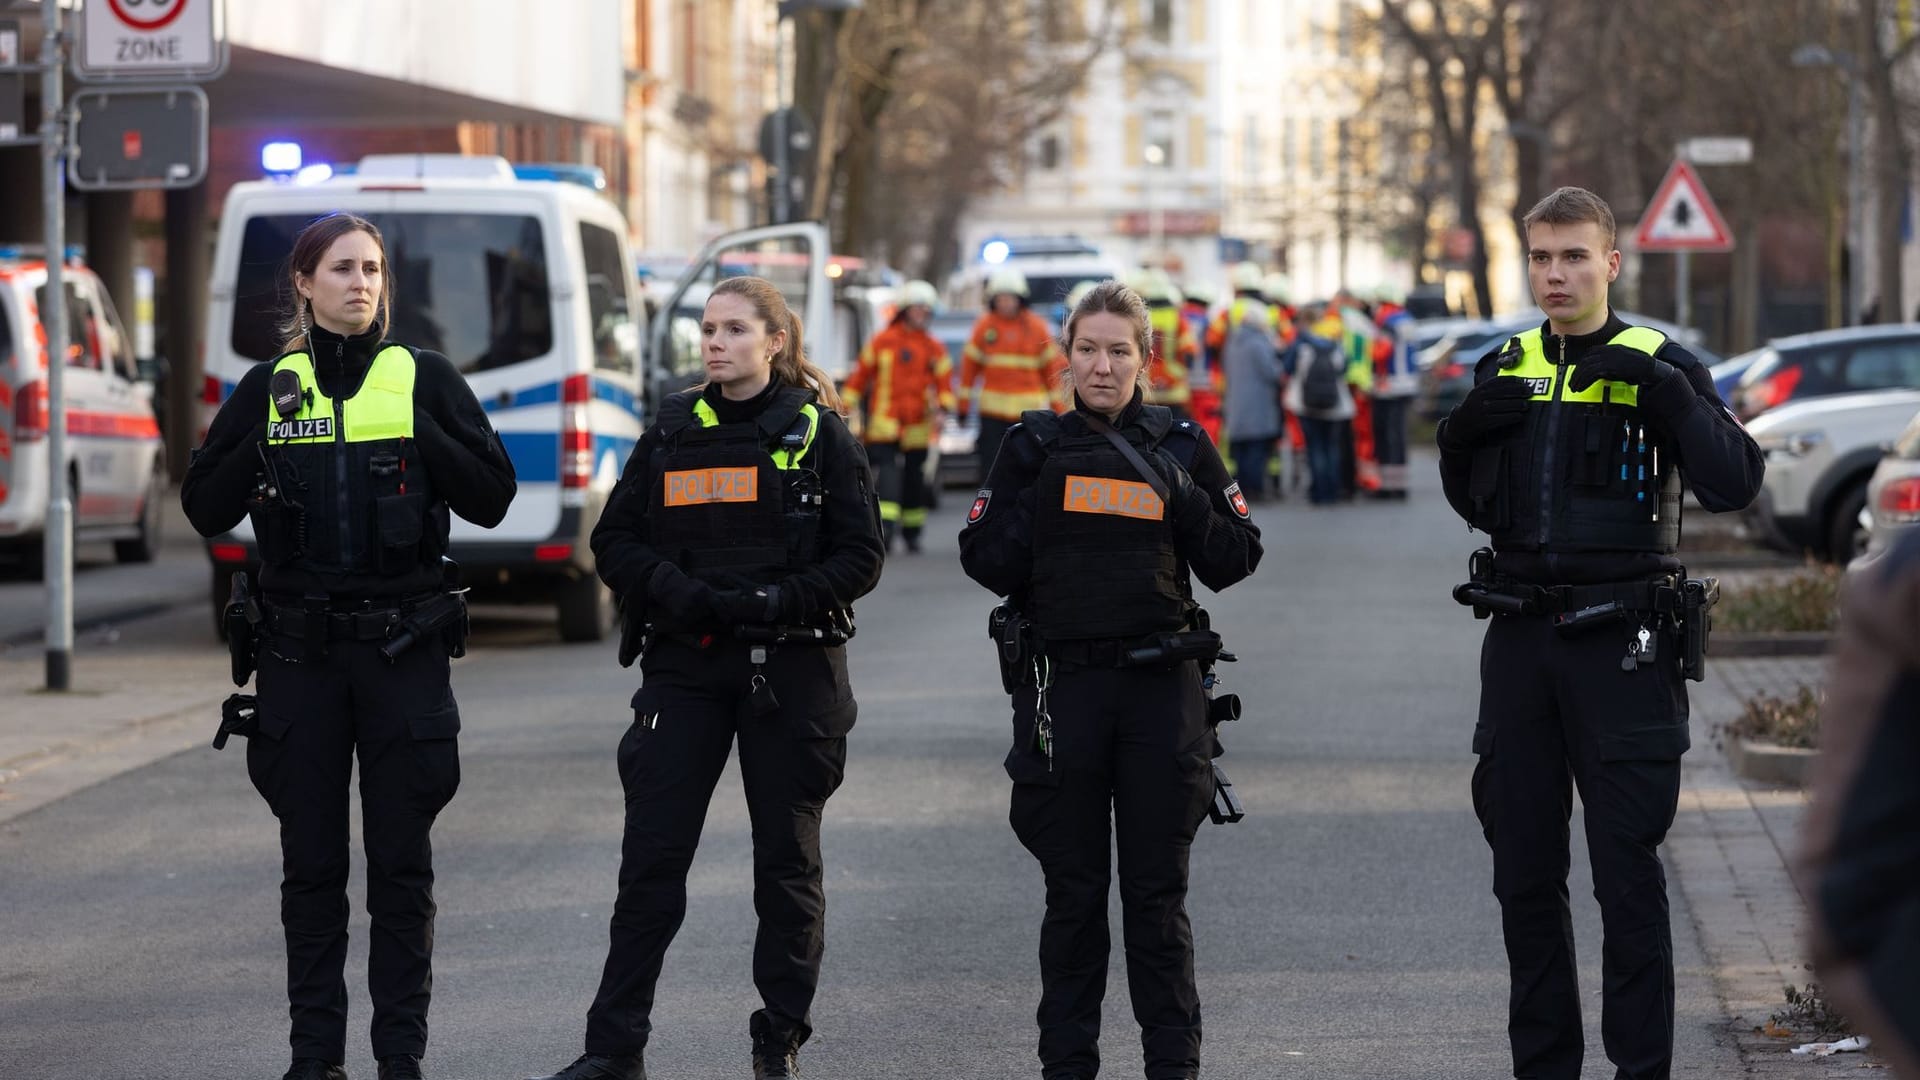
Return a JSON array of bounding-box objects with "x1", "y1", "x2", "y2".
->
[
  {"x1": 246, "y1": 630, "x2": 463, "y2": 1065},
  {"x1": 1471, "y1": 612, "x2": 1690, "y2": 1080},
  {"x1": 584, "y1": 637, "x2": 855, "y2": 1056},
  {"x1": 1006, "y1": 660, "x2": 1217, "y2": 1080}
]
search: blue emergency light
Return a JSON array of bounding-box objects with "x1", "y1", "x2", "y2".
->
[
  {"x1": 981, "y1": 240, "x2": 1011, "y2": 265},
  {"x1": 261, "y1": 141, "x2": 303, "y2": 175}
]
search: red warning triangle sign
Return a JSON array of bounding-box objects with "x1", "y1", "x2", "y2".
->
[{"x1": 1633, "y1": 159, "x2": 1733, "y2": 252}]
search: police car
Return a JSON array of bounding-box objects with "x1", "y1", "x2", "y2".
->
[
  {"x1": 202, "y1": 155, "x2": 647, "y2": 640},
  {"x1": 0, "y1": 248, "x2": 166, "y2": 575}
]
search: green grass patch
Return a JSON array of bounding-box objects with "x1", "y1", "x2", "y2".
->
[
  {"x1": 1715, "y1": 564, "x2": 1843, "y2": 633},
  {"x1": 1727, "y1": 684, "x2": 1823, "y2": 750}
]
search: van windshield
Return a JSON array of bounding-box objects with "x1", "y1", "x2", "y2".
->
[{"x1": 231, "y1": 213, "x2": 553, "y2": 374}]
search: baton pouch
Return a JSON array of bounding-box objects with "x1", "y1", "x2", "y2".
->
[
  {"x1": 1681, "y1": 576, "x2": 1719, "y2": 682},
  {"x1": 989, "y1": 603, "x2": 1035, "y2": 694},
  {"x1": 224, "y1": 572, "x2": 261, "y2": 686}
]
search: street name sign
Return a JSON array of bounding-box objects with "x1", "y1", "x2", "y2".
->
[
  {"x1": 1633, "y1": 159, "x2": 1734, "y2": 252},
  {"x1": 76, "y1": 0, "x2": 227, "y2": 82}
]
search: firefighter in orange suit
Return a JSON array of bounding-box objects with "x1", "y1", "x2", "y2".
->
[
  {"x1": 844, "y1": 280, "x2": 954, "y2": 553},
  {"x1": 1130, "y1": 268, "x2": 1200, "y2": 420},
  {"x1": 960, "y1": 267, "x2": 1067, "y2": 473}
]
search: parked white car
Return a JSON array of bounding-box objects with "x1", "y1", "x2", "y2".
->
[
  {"x1": 1743, "y1": 388, "x2": 1920, "y2": 562},
  {"x1": 0, "y1": 250, "x2": 166, "y2": 575},
  {"x1": 1849, "y1": 408, "x2": 1920, "y2": 574}
]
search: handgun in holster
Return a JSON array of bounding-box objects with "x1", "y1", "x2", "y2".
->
[
  {"x1": 224, "y1": 571, "x2": 261, "y2": 687},
  {"x1": 989, "y1": 602, "x2": 1035, "y2": 694},
  {"x1": 1453, "y1": 546, "x2": 1533, "y2": 618},
  {"x1": 1680, "y1": 576, "x2": 1719, "y2": 682}
]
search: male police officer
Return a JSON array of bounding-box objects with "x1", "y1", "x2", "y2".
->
[{"x1": 1437, "y1": 188, "x2": 1763, "y2": 1080}]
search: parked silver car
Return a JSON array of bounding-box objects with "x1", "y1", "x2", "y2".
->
[{"x1": 1849, "y1": 408, "x2": 1920, "y2": 574}]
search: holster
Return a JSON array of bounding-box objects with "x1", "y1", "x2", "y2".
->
[
  {"x1": 224, "y1": 572, "x2": 260, "y2": 687},
  {"x1": 1208, "y1": 762, "x2": 1245, "y2": 825},
  {"x1": 989, "y1": 602, "x2": 1035, "y2": 694},
  {"x1": 379, "y1": 590, "x2": 469, "y2": 662},
  {"x1": 1681, "y1": 576, "x2": 1720, "y2": 682}
]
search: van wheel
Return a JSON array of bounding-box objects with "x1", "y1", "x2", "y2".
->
[
  {"x1": 556, "y1": 573, "x2": 613, "y2": 642},
  {"x1": 115, "y1": 468, "x2": 165, "y2": 564}
]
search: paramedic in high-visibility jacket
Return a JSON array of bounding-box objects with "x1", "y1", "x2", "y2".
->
[
  {"x1": 1437, "y1": 187, "x2": 1762, "y2": 1080},
  {"x1": 182, "y1": 211, "x2": 517, "y2": 1080},
  {"x1": 525, "y1": 275, "x2": 883, "y2": 1080}
]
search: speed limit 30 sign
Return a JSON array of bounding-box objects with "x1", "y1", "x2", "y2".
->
[{"x1": 77, "y1": 0, "x2": 227, "y2": 82}]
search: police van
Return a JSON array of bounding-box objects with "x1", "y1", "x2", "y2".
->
[
  {"x1": 202, "y1": 154, "x2": 648, "y2": 640},
  {"x1": 0, "y1": 249, "x2": 166, "y2": 575}
]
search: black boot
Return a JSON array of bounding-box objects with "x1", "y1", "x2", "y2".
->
[
  {"x1": 524, "y1": 1053, "x2": 646, "y2": 1080},
  {"x1": 749, "y1": 1012, "x2": 802, "y2": 1078},
  {"x1": 281, "y1": 1061, "x2": 348, "y2": 1080},
  {"x1": 902, "y1": 529, "x2": 923, "y2": 554},
  {"x1": 377, "y1": 1056, "x2": 422, "y2": 1080}
]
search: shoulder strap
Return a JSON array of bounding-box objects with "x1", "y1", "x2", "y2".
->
[{"x1": 1082, "y1": 413, "x2": 1170, "y2": 505}]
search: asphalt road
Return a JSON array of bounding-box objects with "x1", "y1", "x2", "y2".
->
[{"x1": 0, "y1": 456, "x2": 1744, "y2": 1078}]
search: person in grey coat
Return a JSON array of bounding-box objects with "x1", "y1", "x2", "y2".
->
[{"x1": 1222, "y1": 303, "x2": 1284, "y2": 500}]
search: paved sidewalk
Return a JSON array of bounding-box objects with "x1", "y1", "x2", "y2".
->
[{"x1": 1666, "y1": 648, "x2": 1876, "y2": 1073}]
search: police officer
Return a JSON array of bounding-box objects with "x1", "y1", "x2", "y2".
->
[
  {"x1": 961, "y1": 281, "x2": 1262, "y2": 1080},
  {"x1": 1436, "y1": 188, "x2": 1763, "y2": 1080},
  {"x1": 526, "y1": 276, "x2": 883, "y2": 1080},
  {"x1": 181, "y1": 212, "x2": 518, "y2": 1080}
]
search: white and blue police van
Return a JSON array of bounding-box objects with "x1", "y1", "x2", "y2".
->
[{"x1": 201, "y1": 154, "x2": 648, "y2": 641}]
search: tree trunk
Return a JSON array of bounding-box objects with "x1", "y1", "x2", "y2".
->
[{"x1": 1863, "y1": 7, "x2": 1908, "y2": 324}]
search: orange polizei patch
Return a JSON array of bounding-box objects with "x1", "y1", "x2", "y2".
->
[
  {"x1": 1062, "y1": 475, "x2": 1164, "y2": 520},
  {"x1": 663, "y1": 467, "x2": 758, "y2": 507}
]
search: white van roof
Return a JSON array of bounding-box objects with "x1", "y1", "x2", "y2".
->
[{"x1": 354, "y1": 154, "x2": 518, "y2": 181}]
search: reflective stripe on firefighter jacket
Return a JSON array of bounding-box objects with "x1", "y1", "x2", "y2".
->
[
  {"x1": 258, "y1": 346, "x2": 444, "y2": 580},
  {"x1": 1145, "y1": 304, "x2": 1197, "y2": 407},
  {"x1": 844, "y1": 321, "x2": 955, "y2": 450},
  {"x1": 1020, "y1": 406, "x2": 1195, "y2": 642},
  {"x1": 1468, "y1": 324, "x2": 1682, "y2": 554},
  {"x1": 961, "y1": 310, "x2": 1066, "y2": 420},
  {"x1": 647, "y1": 386, "x2": 824, "y2": 584}
]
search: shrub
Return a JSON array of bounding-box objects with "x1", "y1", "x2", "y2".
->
[
  {"x1": 1727, "y1": 684, "x2": 1823, "y2": 749},
  {"x1": 1715, "y1": 565, "x2": 1843, "y2": 633}
]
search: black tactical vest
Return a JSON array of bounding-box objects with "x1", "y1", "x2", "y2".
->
[
  {"x1": 1024, "y1": 406, "x2": 1195, "y2": 641},
  {"x1": 646, "y1": 386, "x2": 824, "y2": 586},
  {"x1": 1468, "y1": 325, "x2": 1683, "y2": 555},
  {"x1": 254, "y1": 346, "x2": 446, "y2": 594}
]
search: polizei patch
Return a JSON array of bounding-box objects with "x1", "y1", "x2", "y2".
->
[
  {"x1": 268, "y1": 416, "x2": 335, "y2": 441},
  {"x1": 1225, "y1": 482, "x2": 1250, "y2": 519},
  {"x1": 966, "y1": 488, "x2": 992, "y2": 525},
  {"x1": 1062, "y1": 475, "x2": 1164, "y2": 521}
]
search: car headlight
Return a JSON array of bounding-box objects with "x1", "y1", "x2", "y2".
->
[{"x1": 1755, "y1": 430, "x2": 1827, "y2": 458}]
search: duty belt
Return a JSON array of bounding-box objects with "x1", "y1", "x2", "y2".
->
[
  {"x1": 1453, "y1": 575, "x2": 1681, "y2": 618},
  {"x1": 261, "y1": 597, "x2": 429, "y2": 641},
  {"x1": 1042, "y1": 628, "x2": 1229, "y2": 669}
]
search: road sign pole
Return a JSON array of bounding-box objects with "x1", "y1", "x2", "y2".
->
[
  {"x1": 41, "y1": 0, "x2": 71, "y2": 691},
  {"x1": 1675, "y1": 251, "x2": 1691, "y2": 338}
]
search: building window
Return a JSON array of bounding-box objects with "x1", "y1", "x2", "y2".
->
[
  {"x1": 1147, "y1": 0, "x2": 1174, "y2": 43},
  {"x1": 1144, "y1": 109, "x2": 1176, "y2": 168},
  {"x1": 1281, "y1": 116, "x2": 1296, "y2": 176},
  {"x1": 1036, "y1": 133, "x2": 1062, "y2": 170},
  {"x1": 1308, "y1": 118, "x2": 1325, "y2": 175}
]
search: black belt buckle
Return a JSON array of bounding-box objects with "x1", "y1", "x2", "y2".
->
[{"x1": 1553, "y1": 600, "x2": 1629, "y2": 637}]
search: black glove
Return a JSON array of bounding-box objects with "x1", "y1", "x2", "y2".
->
[
  {"x1": 1150, "y1": 449, "x2": 1211, "y2": 528},
  {"x1": 647, "y1": 564, "x2": 719, "y2": 626},
  {"x1": 714, "y1": 584, "x2": 782, "y2": 626},
  {"x1": 1438, "y1": 376, "x2": 1532, "y2": 451},
  {"x1": 1566, "y1": 344, "x2": 1679, "y2": 393}
]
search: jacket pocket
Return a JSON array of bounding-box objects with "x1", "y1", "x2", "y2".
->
[{"x1": 375, "y1": 493, "x2": 426, "y2": 574}]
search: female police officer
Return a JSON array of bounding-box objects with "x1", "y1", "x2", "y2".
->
[
  {"x1": 181, "y1": 212, "x2": 517, "y2": 1080},
  {"x1": 960, "y1": 281, "x2": 1262, "y2": 1080},
  {"x1": 526, "y1": 276, "x2": 883, "y2": 1080}
]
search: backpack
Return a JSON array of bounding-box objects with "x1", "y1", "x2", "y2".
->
[{"x1": 1300, "y1": 343, "x2": 1341, "y2": 410}]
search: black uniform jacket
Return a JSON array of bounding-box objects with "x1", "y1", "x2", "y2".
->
[
  {"x1": 591, "y1": 378, "x2": 885, "y2": 626},
  {"x1": 959, "y1": 390, "x2": 1263, "y2": 600},
  {"x1": 1801, "y1": 529, "x2": 1920, "y2": 1075},
  {"x1": 1437, "y1": 311, "x2": 1763, "y2": 584},
  {"x1": 181, "y1": 323, "x2": 518, "y2": 599}
]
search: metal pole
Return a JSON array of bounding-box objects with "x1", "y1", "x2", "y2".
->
[
  {"x1": 41, "y1": 0, "x2": 70, "y2": 691},
  {"x1": 1846, "y1": 75, "x2": 1865, "y2": 325},
  {"x1": 1675, "y1": 250, "x2": 1691, "y2": 332},
  {"x1": 771, "y1": 14, "x2": 791, "y2": 225}
]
